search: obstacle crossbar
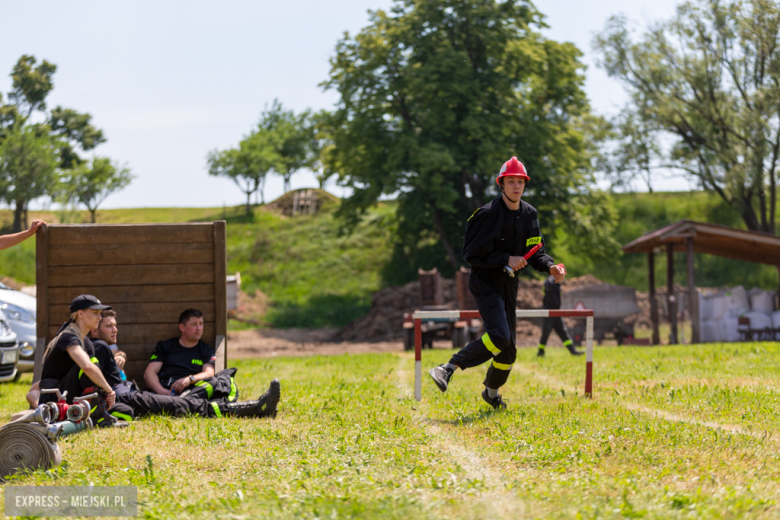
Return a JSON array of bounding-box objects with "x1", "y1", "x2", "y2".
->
[{"x1": 412, "y1": 309, "x2": 594, "y2": 401}]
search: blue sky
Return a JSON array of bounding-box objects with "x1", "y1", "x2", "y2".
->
[{"x1": 0, "y1": 0, "x2": 688, "y2": 209}]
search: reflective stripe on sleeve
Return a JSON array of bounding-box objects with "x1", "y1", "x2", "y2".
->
[
  {"x1": 482, "y1": 333, "x2": 501, "y2": 356},
  {"x1": 210, "y1": 401, "x2": 222, "y2": 418},
  {"x1": 80, "y1": 356, "x2": 101, "y2": 379}
]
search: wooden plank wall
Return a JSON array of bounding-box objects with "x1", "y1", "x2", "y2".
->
[{"x1": 34, "y1": 222, "x2": 228, "y2": 387}]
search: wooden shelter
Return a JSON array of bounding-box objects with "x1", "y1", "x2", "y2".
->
[
  {"x1": 33, "y1": 222, "x2": 228, "y2": 387},
  {"x1": 623, "y1": 219, "x2": 780, "y2": 345}
]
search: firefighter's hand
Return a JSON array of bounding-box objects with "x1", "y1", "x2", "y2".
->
[
  {"x1": 550, "y1": 264, "x2": 566, "y2": 283},
  {"x1": 172, "y1": 377, "x2": 192, "y2": 394},
  {"x1": 508, "y1": 256, "x2": 528, "y2": 271},
  {"x1": 105, "y1": 390, "x2": 116, "y2": 408}
]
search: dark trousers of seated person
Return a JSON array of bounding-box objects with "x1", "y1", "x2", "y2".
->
[
  {"x1": 117, "y1": 391, "x2": 226, "y2": 418},
  {"x1": 39, "y1": 366, "x2": 134, "y2": 422}
]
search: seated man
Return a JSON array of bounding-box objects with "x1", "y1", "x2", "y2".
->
[
  {"x1": 145, "y1": 308, "x2": 217, "y2": 396},
  {"x1": 137, "y1": 308, "x2": 280, "y2": 418}
]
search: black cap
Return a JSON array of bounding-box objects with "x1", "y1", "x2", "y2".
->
[{"x1": 69, "y1": 295, "x2": 112, "y2": 313}]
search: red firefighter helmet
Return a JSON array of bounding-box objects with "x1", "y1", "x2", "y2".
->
[{"x1": 496, "y1": 156, "x2": 529, "y2": 185}]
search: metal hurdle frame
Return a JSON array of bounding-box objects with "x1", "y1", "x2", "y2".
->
[{"x1": 413, "y1": 309, "x2": 595, "y2": 401}]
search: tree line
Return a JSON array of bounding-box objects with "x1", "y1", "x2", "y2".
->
[
  {"x1": 211, "y1": 0, "x2": 776, "y2": 284},
  {"x1": 0, "y1": 56, "x2": 132, "y2": 229}
]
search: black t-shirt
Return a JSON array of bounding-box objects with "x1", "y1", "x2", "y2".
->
[
  {"x1": 151, "y1": 338, "x2": 215, "y2": 387},
  {"x1": 92, "y1": 338, "x2": 123, "y2": 388},
  {"x1": 41, "y1": 332, "x2": 96, "y2": 381}
]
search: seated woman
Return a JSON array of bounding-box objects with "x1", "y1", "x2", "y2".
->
[{"x1": 37, "y1": 295, "x2": 133, "y2": 427}]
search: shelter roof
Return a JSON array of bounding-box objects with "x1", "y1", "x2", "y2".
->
[{"x1": 622, "y1": 219, "x2": 780, "y2": 266}]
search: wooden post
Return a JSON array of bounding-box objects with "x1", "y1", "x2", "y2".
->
[
  {"x1": 667, "y1": 243, "x2": 678, "y2": 344},
  {"x1": 648, "y1": 251, "x2": 660, "y2": 345},
  {"x1": 33, "y1": 225, "x2": 49, "y2": 383},
  {"x1": 686, "y1": 237, "x2": 699, "y2": 344},
  {"x1": 214, "y1": 221, "x2": 228, "y2": 369}
]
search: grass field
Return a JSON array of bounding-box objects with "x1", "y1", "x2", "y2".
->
[{"x1": 1, "y1": 342, "x2": 779, "y2": 519}]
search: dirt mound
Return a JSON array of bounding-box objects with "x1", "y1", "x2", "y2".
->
[
  {"x1": 337, "y1": 279, "x2": 458, "y2": 342},
  {"x1": 264, "y1": 188, "x2": 339, "y2": 216},
  {"x1": 338, "y1": 274, "x2": 609, "y2": 343}
]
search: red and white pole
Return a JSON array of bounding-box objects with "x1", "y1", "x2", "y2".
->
[
  {"x1": 585, "y1": 315, "x2": 594, "y2": 397},
  {"x1": 414, "y1": 318, "x2": 422, "y2": 401}
]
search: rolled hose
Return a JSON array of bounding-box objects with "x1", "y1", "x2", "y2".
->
[{"x1": 0, "y1": 423, "x2": 62, "y2": 480}]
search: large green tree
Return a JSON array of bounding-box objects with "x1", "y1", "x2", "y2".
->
[
  {"x1": 595, "y1": 0, "x2": 780, "y2": 234},
  {"x1": 0, "y1": 55, "x2": 108, "y2": 230},
  {"x1": 62, "y1": 157, "x2": 133, "y2": 223},
  {"x1": 323, "y1": 0, "x2": 616, "y2": 280}
]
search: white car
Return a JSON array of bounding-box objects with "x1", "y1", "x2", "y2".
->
[{"x1": 0, "y1": 282, "x2": 34, "y2": 379}]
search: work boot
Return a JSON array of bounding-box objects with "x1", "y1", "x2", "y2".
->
[
  {"x1": 224, "y1": 379, "x2": 281, "y2": 418},
  {"x1": 481, "y1": 389, "x2": 507, "y2": 410},
  {"x1": 564, "y1": 341, "x2": 584, "y2": 356},
  {"x1": 429, "y1": 365, "x2": 454, "y2": 392},
  {"x1": 537, "y1": 347, "x2": 545, "y2": 357}
]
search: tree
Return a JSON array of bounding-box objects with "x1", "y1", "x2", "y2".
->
[
  {"x1": 207, "y1": 129, "x2": 279, "y2": 214},
  {"x1": 594, "y1": 0, "x2": 780, "y2": 234},
  {"x1": 63, "y1": 157, "x2": 133, "y2": 223},
  {"x1": 602, "y1": 108, "x2": 663, "y2": 193},
  {"x1": 0, "y1": 126, "x2": 60, "y2": 229},
  {"x1": 0, "y1": 55, "x2": 107, "y2": 230},
  {"x1": 258, "y1": 101, "x2": 314, "y2": 193},
  {"x1": 324, "y1": 0, "x2": 617, "y2": 278}
]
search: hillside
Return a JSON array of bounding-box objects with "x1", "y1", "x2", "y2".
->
[
  {"x1": 0, "y1": 190, "x2": 393, "y2": 329},
  {"x1": 0, "y1": 189, "x2": 775, "y2": 330}
]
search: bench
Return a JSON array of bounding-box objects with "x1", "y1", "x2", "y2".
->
[{"x1": 32, "y1": 222, "x2": 228, "y2": 389}]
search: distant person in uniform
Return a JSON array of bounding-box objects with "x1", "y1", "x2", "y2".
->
[{"x1": 538, "y1": 275, "x2": 583, "y2": 357}]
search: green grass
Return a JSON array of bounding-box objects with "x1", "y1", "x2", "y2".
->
[{"x1": 1, "y1": 343, "x2": 780, "y2": 518}]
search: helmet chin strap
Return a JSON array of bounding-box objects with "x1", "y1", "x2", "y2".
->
[{"x1": 500, "y1": 185, "x2": 520, "y2": 204}]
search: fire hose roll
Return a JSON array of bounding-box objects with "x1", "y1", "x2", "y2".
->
[{"x1": 0, "y1": 423, "x2": 62, "y2": 480}]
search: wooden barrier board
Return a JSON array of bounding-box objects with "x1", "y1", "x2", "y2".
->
[{"x1": 34, "y1": 222, "x2": 228, "y2": 389}]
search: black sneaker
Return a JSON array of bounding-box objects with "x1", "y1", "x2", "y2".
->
[
  {"x1": 481, "y1": 389, "x2": 507, "y2": 410},
  {"x1": 537, "y1": 348, "x2": 545, "y2": 357},
  {"x1": 565, "y1": 343, "x2": 584, "y2": 356},
  {"x1": 429, "y1": 365, "x2": 454, "y2": 392}
]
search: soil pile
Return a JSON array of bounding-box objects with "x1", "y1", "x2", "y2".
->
[{"x1": 337, "y1": 279, "x2": 457, "y2": 342}]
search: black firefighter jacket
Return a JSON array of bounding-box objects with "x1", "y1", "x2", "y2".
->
[{"x1": 462, "y1": 196, "x2": 555, "y2": 283}]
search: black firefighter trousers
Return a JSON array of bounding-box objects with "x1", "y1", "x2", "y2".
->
[
  {"x1": 116, "y1": 391, "x2": 228, "y2": 419},
  {"x1": 449, "y1": 271, "x2": 518, "y2": 390}
]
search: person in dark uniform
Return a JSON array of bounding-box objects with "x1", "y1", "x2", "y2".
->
[
  {"x1": 141, "y1": 308, "x2": 280, "y2": 418},
  {"x1": 538, "y1": 276, "x2": 583, "y2": 357},
  {"x1": 37, "y1": 295, "x2": 133, "y2": 427},
  {"x1": 429, "y1": 157, "x2": 565, "y2": 409}
]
